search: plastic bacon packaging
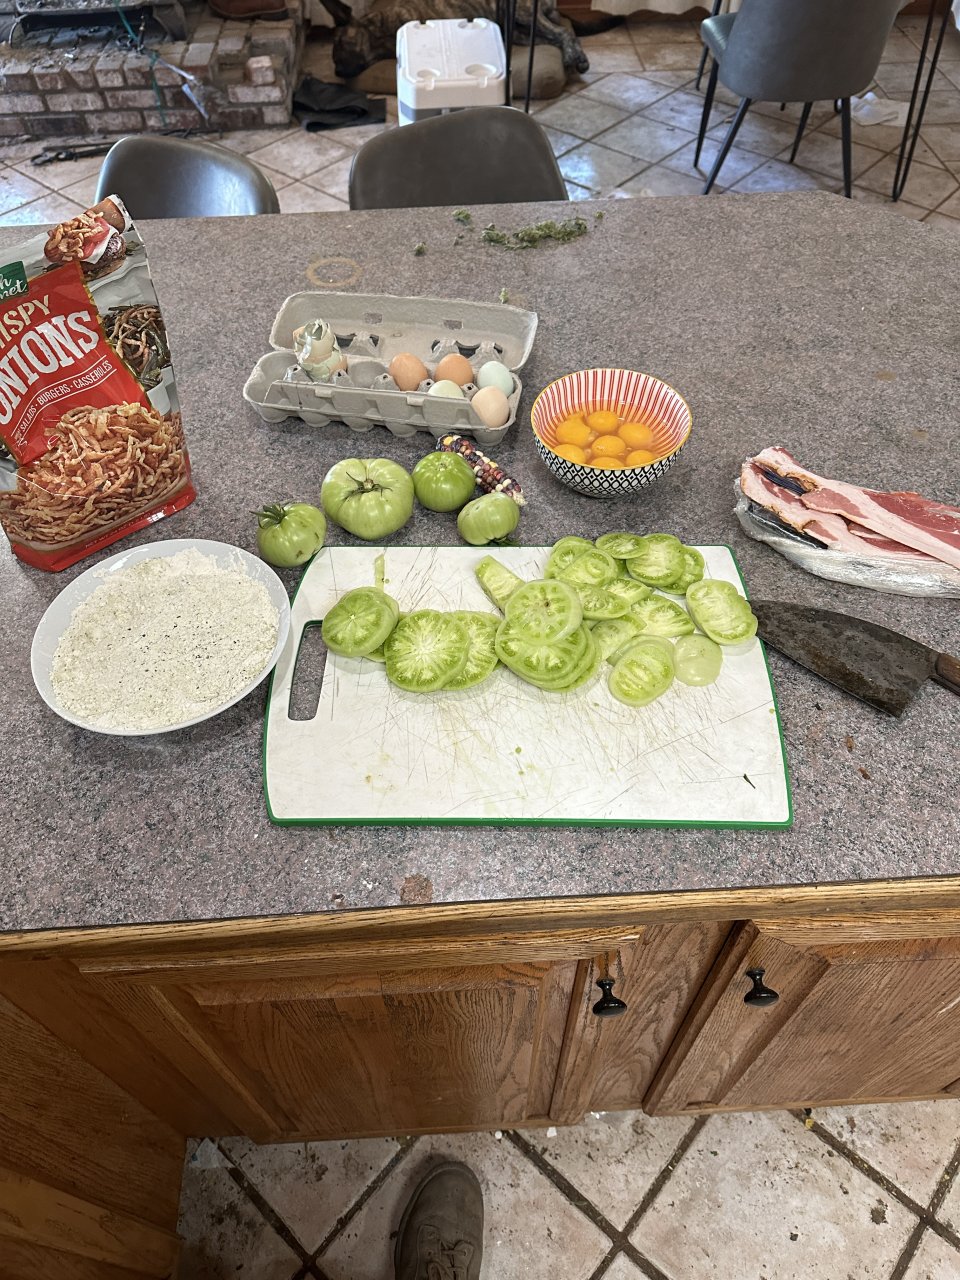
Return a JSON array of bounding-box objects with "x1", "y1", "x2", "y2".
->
[{"x1": 735, "y1": 447, "x2": 960, "y2": 597}]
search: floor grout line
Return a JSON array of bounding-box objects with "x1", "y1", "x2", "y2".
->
[
  {"x1": 621, "y1": 1115, "x2": 709, "y2": 1237},
  {"x1": 217, "y1": 1153, "x2": 315, "y2": 1267},
  {"x1": 310, "y1": 1134, "x2": 420, "y2": 1262},
  {"x1": 799, "y1": 1112, "x2": 960, "y2": 1253}
]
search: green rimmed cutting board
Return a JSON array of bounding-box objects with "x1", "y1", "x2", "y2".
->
[{"x1": 263, "y1": 545, "x2": 792, "y2": 828}]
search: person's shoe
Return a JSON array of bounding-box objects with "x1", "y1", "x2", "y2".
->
[{"x1": 394, "y1": 1161, "x2": 483, "y2": 1280}]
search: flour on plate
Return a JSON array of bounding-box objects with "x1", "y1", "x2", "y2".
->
[{"x1": 50, "y1": 548, "x2": 279, "y2": 730}]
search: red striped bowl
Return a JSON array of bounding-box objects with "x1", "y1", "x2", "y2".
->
[{"x1": 531, "y1": 368, "x2": 692, "y2": 498}]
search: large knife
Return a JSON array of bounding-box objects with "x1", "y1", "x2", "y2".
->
[{"x1": 752, "y1": 601, "x2": 960, "y2": 716}]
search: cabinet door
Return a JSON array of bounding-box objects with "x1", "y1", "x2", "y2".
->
[
  {"x1": 648, "y1": 913, "x2": 960, "y2": 1114},
  {"x1": 549, "y1": 923, "x2": 730, "y2": 1124}
]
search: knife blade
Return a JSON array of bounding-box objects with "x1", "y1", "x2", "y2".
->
[{"x1": 752, "y1": 601, "x2": 960, "y2": 717}]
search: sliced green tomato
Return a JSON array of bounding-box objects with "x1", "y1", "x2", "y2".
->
[
  {"x1": 544, "y1": 536, "x2": 594, "y2": 579},
  {"x1": 629, "y1": 594, "x2": 696, "y2": 637},
  {"x1": 592, "y1": 617, "x2": 643, "y2": 661},
  {"x1": 445, "y1": 611, "x2": 500, "y2": 690},
  {"x1": 556, "y1": 641, "x2": 602, "y2": 692},
  {"x1": 686, "y1": 579, "x2": 758, "y2": 646},
  {"x1": 495, "y1": 621, "x2": 594, "y2": 690},
  {"x1": 557, "y1": 547, "x2": 618, "y2": 588},
  {"x1": 608, "y1": 645, "x2": 675, "y2": 708},
  {"x1": 663, "y1": 546, "x2": 706, "y2": 595},
  {"x1": 504, "y1": 579, "x2": 583, "y2": 643},
  {"x1": 594, "y1": 532, "x2": 646, "y2": 559},
  {"x1": 321, "y1": 587, "x2": 400, "y2": 658},
  {"x1": 384, "y1": 610, "x2": 469, "y2": 692},
  {"x1": 606, "y1": 578, "x2": 652, "y2": 607},
  {"x1": 611, "y1": 635, "x2": 675, "y2": 666},
  {"x1": 674, "y1": 633, "x2": 723, "y2": 686},
  {"x1": 625, "y1": 534, "x2": 685, "y2": 589},
  {"x1": 475, "y1": 555, "x2": 524, "y2": 612},
  {"x1": 364, "y1": 645, "x2": 386, "y2": 663},
  {"x1": 576, "y1": 584, "x2": 629, "y2": 621}
]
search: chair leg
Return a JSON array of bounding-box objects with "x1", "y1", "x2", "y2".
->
[
  {"x1": 788, "y1": 102, "x2": 813, "y2": 164},
  {"x1": 840, "y1": 97, "x2": 852, "y2": 198},
  {"x1": 696, "y1": 47, "x2": 710, "y2": 91},
  {"x1": 695, "y1": 59, "x2": 719, "y2": 168},
  {"x1": 702, "y1": 96, "x2": 751, "y2": 194}
]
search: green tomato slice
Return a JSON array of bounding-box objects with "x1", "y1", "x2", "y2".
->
[
  {"x1": 554, "y1": 640, "x2": 602, "y2": 692},
  {"x1": 557, "y1": 547, "x2": 618, "y2": 588},
  {"x1": 384, "y1": 610, "x2": 469, "y2": 692},
  {"x1": 625, "y1": 534, "x2": 685, "y2": 589},
  {"x1": 674, "y1": 633, "x2": 723, "y2": 686},
  {"x1": 504, "y1": 579, "x2": 583, "y2": 643},
  {"x1": 321, "y1": 587, "x2": 400, "y2": 658},
  {"x1": 576, "y1": 585, "x2": 629, "y2": 621},
  {"x1": 663, "y1": 547, "x2": 706, "y2": 595},
  {"x1": 594, "y1": 532, "x2": 646, "y2": 559},
  {"x1": 606, "y1": 578, "x2": 652, "y2": 607},
  {"x1": 629, "y1": 594, "x2": 696, "y2": 637},
  {"x1": 608, "y1": 646, "x2": 675, "y2": 708},
  {"x1": 611, "y1": 635, "x2": 675, "y2": 666},
  {"x1": 445, "y1": 611, "x2": 500, "y2": 690},
  {"x1": 544, "y1": 536, "x2": 594, "y2": 579},
  {"x1": 591, "y1": 618, "x2": 643, "y2": 662},
  {"x1": 686, "y1": 580, "x2": 758, "y2": 646},
  {"x1": 475, "y1": 556, "x2": 524, "y2": 612},
  {"x1": 495, "y1": 621, "x2": 593, "y2": 690}
]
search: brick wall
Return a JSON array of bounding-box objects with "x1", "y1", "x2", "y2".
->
[{"x1": 0, "y1": 4, "x2": 305, "y2": 138}]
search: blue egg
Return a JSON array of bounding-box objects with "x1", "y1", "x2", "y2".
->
[{"x1": 476, "y1": 361, "x2": 514, "y2": 396}]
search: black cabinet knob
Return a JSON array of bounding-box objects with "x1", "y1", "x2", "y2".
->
[
  {"x1": 592, "y1": 977, "x2": 628, "y2": 1018},
  {"x1": 744, "y1": 967, "x2": 779, "y2": 1007}
]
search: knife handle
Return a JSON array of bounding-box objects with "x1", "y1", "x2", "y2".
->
[{"x1": 934, "y1": 652, "x2": 960, "y2": 699}]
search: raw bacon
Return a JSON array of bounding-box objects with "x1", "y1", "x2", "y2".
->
[{"x1": 748, "y1": 447, "x2": 960, "y2": 572}]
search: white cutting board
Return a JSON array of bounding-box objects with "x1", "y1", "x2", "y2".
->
[{"x1": 264, "y1": 546, "x2": 791, "y2": 828}]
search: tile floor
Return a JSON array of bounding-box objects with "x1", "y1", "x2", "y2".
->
[
  {"x1": 5, "y1": 16, "x2": 960, "y2": 229},
  {"x1": 178, "y1": 1101, "x2": 960, "y2": 1279}
]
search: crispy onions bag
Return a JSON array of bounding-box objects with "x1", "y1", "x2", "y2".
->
[{"x1": 0, "y1": 195, "x2": 195, "y2": 571}]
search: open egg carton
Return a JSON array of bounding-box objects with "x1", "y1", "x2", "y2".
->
[{"x1": 243, "y1": 291, "x2": 539, "y2": 447}]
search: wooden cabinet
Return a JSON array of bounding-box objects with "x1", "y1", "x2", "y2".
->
[{"x1": 648, "y1": 913, "x2": 960, "y2": 1114}]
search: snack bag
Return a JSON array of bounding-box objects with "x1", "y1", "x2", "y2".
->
[{"x1": 0, "y1": 196, "x2": 195, "y2": 571}]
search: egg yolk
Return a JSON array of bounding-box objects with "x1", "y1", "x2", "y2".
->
[
  {"x1": 625, "y1": 448, "x2": 658, "y2": 467},
  {"x1": 585, "y1": 410, "x2": 621, "y2": 434},
  {"x1": 589, "y1": 457, "x2": 627, "y2": 469},
  {"x1": 555, "y1": 417, "x2": 592, "y2": 446},
  {"x1": 591, "y1": 435, "x2": 628, "y2": 459},
  {"x1": 553, "y1": 443, "x2": 588, "y2": 464},
  {"x1": 618, "y1": 421, "x2": 658, "y2": 450}
]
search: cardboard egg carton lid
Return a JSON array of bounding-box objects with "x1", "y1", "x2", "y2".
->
[{"x1": 268, "y1": 291, "x2": 538, "y2": 371}]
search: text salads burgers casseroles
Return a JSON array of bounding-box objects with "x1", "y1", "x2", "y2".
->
[{"x1": 0, "y1": 196, "x2": 194, "y2": 571}]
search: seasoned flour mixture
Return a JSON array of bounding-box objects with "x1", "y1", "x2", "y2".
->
[{"x1": 51, "y1": 549, "x2": 279, "y2": 730}]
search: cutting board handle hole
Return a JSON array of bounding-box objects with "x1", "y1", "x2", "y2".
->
[{"x1": 287, "y1": 622, "x2": 327, "y2": 721}]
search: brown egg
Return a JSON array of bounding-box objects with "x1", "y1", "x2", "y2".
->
[
  {"x1": 433, "y1": 353, "x2": 475, "y2": 386},
  {"x1": 388, "y1": 352, "x2": 429, "y2": 391}
]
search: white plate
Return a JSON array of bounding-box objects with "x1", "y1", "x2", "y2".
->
[{"x1": 31, "y1": 538, "x2": 291, "y2": 736}]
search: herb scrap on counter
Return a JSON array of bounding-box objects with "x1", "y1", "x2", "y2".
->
[
  {"x1": 413, "y1": 241, "x2": 427, "y2": 256},
  {"x1": 480, "y1": 216, "x2": 590, "y2": 250},
  {"x1": 453, "y1": 209, "x2": 473, "y2": 225},
  {"x1": 498, "y1": 287, "x2": 509, "y2": 304}
]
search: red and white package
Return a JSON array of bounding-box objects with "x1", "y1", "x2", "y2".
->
[{"x1": 0, "y1": 196, "x2": 194, "y2": 571}]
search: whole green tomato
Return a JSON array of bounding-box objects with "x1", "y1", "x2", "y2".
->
[
  {"x1": 321, "y1": 458, "x2": 414, "y2": 540},
  {"x1": 457, "y1": 492, "x2": 520, "y2": 546},
  {"x1": 256, "y1": 502, "x2": 326, "y2": 567},
  {"x1": 412, "y1": 451, "x2": 476, "y2": 512}
]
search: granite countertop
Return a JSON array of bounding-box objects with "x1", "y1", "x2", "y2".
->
[{"x1": 1, "y1": 191, "x2": 958, "y2": 935}]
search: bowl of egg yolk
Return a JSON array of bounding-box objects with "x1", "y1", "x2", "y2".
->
[{"x1": 530, "y1": 368, "x2": 692, "y2": 498}]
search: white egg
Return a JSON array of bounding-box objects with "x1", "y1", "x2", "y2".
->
[
  {"x1": 427, "y1": 379, "x2": 466, "y2": 399},
  {"x1": 471, "y1": 384, "x2": 511, "y2": 428},
  {"x1": 476, "y1": 361, "x2": 514, "y2": 396}
]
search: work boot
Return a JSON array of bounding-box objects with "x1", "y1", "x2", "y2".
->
[{"x1": 394, "y1": 1161, "x2": 484, "y2": 1280}]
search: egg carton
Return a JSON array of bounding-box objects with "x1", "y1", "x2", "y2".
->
[{"x1": 243, "y1": 291, "x2": 538, "y2": 446}]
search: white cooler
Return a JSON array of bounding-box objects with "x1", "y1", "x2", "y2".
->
[{"x1": 396, "y1": 19, "x2": 507, "y2": 126}]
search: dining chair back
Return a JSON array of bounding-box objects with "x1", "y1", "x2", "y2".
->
[
  {"x1": 349, "y1": 106, "x2": 567, "y2": 209},
  {"x1": 695, "y1": 0, "x2": 903, "y2": 196},
  {"x1": 95, "y1": 135, "x2": 280, "y2": 218}
]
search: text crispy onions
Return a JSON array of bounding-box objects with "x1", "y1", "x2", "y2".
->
[{"x1": 0, "y1": 403, "x2": 188, "y2": 547}]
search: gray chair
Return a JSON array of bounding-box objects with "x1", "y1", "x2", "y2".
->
[
  {"x1": 349, "y1": 106, "x2": 567, "y2": 210},
  {"x1": 695, "y1": 0, "x2": 904, "y2": 197},
  {"x1": 95, "y1": 135, "x2": 280, "y2": 219}
]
